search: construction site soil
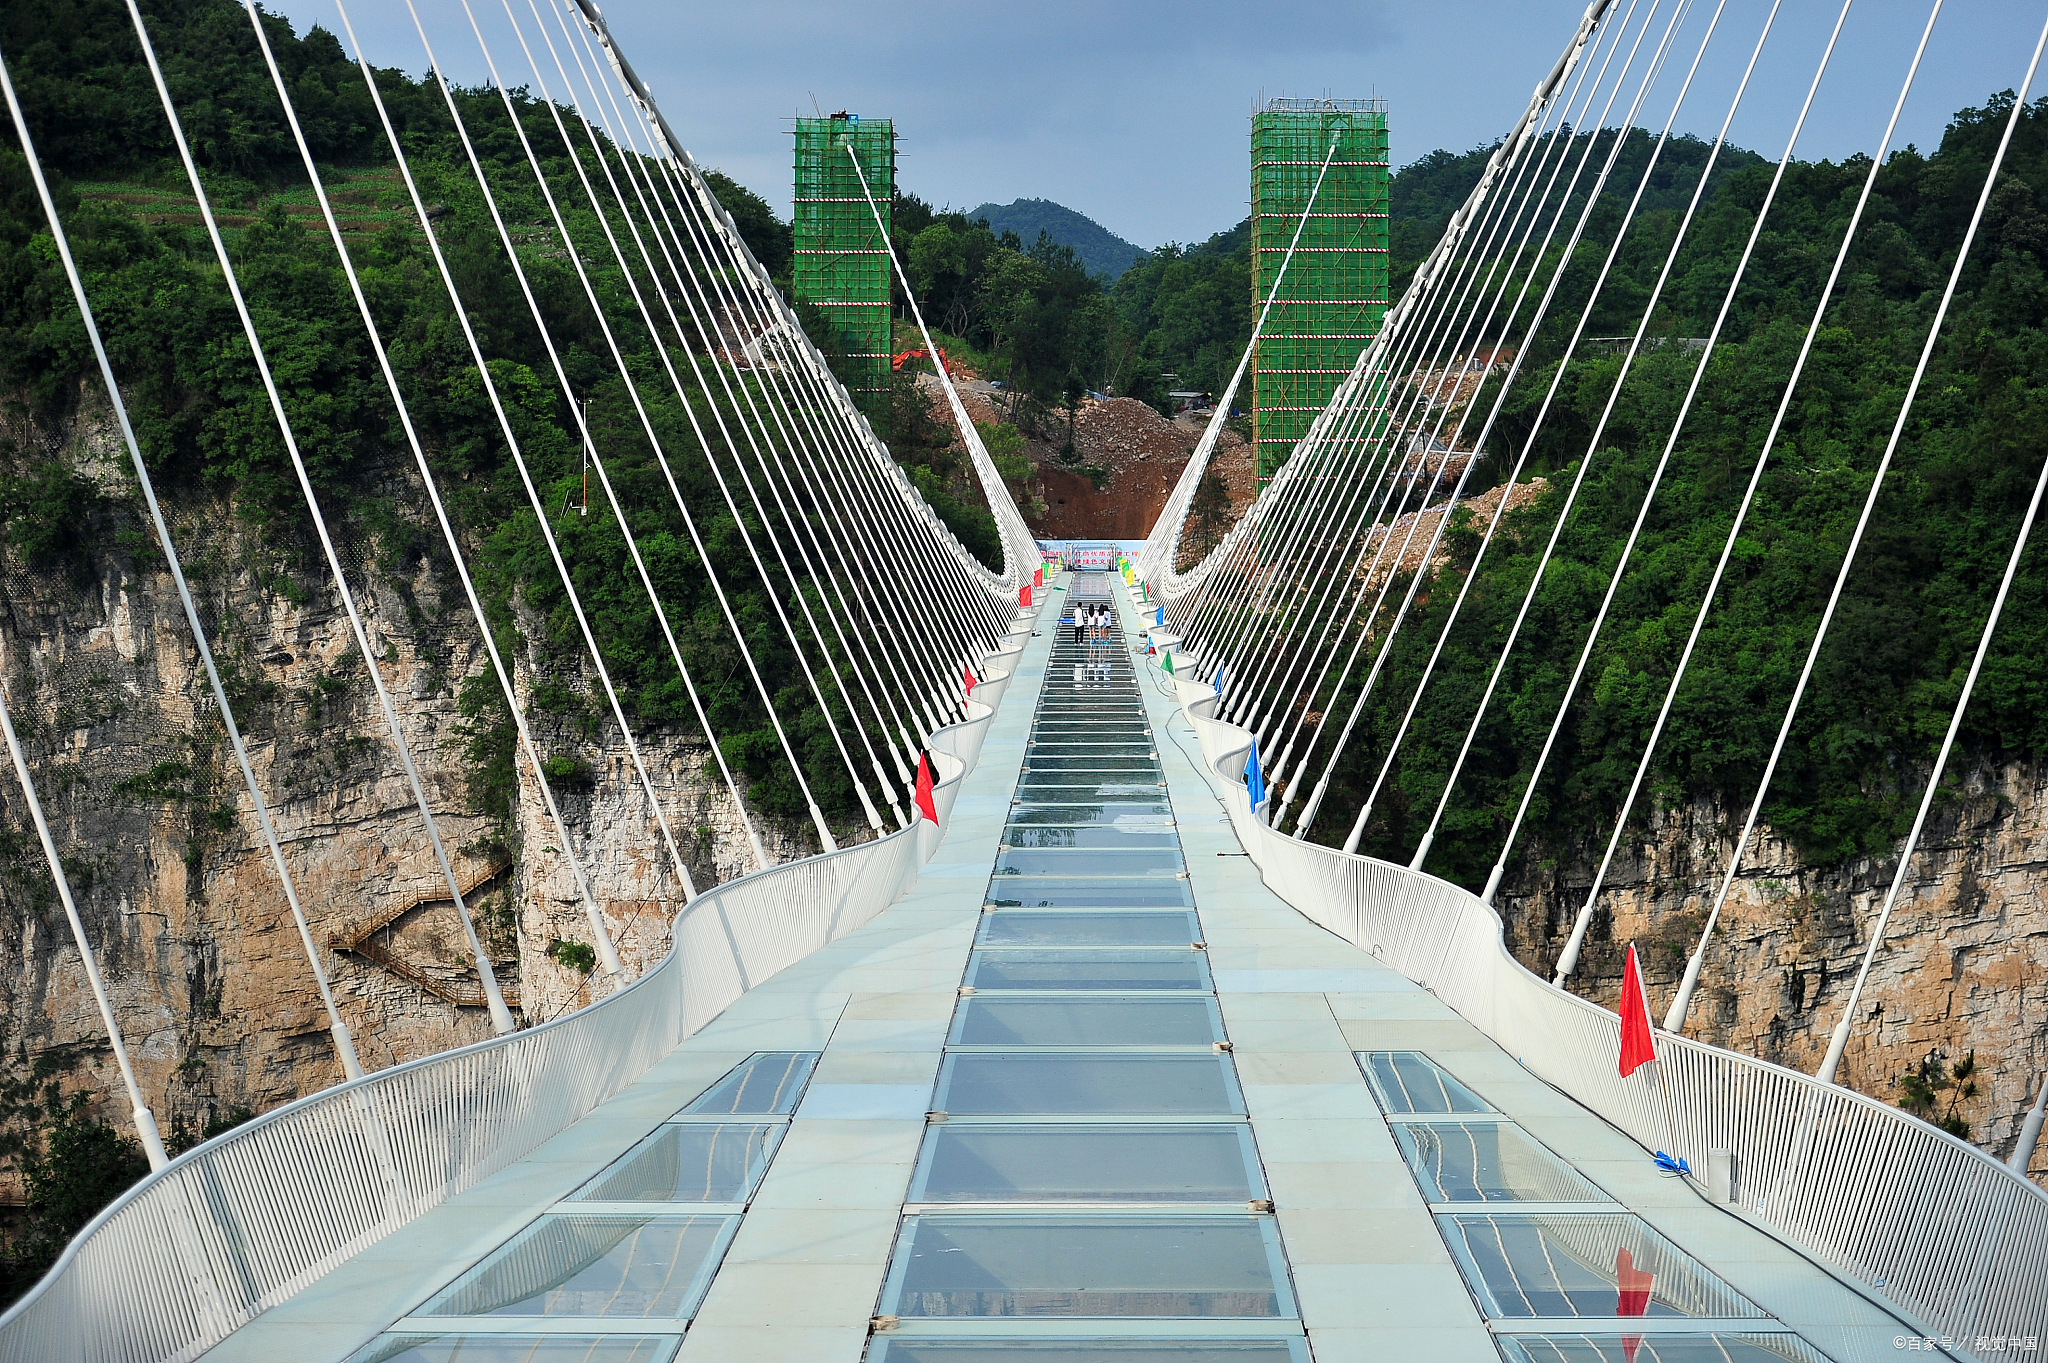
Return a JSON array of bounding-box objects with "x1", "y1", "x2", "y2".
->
[{"x1": 937, "y1": 377, "x2": 1257, "y2": 541}]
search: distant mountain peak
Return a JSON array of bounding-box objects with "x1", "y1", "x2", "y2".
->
[{"x1": 967, "y1": 198, "x2": 1144, "y2": 279}]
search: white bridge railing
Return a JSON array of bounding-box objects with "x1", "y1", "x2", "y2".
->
[
  {"x1": 0, "y1": 616, "x2": 1034, "y2": 1363},
  {"x1": 1147, "y1": 619, "x2": 2048, "y2": 1359}
]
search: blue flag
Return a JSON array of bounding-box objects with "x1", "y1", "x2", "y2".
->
[
  {"x1": 1156, "y1": 604, "x2": 1164, "y2": 627},
  {"x1": 1246, "y1": 739, "x2": 1265, "y2": 807},
  {"x1": 1214, "y1": 663, "x2": 1224, "y2": 697}
]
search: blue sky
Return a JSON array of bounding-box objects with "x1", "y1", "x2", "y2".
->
[{"x1": 281, "y1": 0, "x2": 2045, "y2": 248}]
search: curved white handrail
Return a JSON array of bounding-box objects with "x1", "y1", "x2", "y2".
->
[
  {"x1": 0, "y1": 615, "x2": 1037, "y2": 1363},
  {"x1": 1144, "y1": 618, "x2": 2048, "y2": 1359}
]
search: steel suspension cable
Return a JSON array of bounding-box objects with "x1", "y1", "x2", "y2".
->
[
  {"x1": 1816, "y1": 19, "x2": 2048, "y2": 1083},
  {"x1": 0, "y1": 681, "x2": 169, "y2": 1168},
  {"x1": 842, "y1": 147, "x2": 1043, "y2": 587},
  {"x1": 1542, "y1": 0, "x2": 1865, "y2": 985},
  {"x1": 246, "y1": 0, "x2": 631, "y2": 978},
  {"x1": 122, "y1": 0, "x2": 517, "y2": 1035},
  {"x1": 577, "y1": 10, "x2": 1008, "y2": 739},
  {"x1": 1295, "y1": 0, "x2": 1695, "y2": 840},
  {"x1": 486, "y1": 0, "x2": 871, "y2": 843},
  {"x1": 1138, "y1": 136, "x2": 1342, "y2": 586},
  {"x1": 1652, "y1": 0, "x2": 1947, "y2": 1030},
  {"x1": 1362, "y1": 0, "x2": 1712, "y2": 865},
  {"x1": 1255, "y1": 84, "x2": 1597, "y2": 790},
  {"x1": 580, "y1": 64, "x2": 935, "y2": 774},
  {"x1": 1269, "y1": 79, "x2": 1606, "y2": 814},
  {"x1": 0, "y1": 42, "x2": 370, "y2": 1082},
  {"x1": 450, "y1": 0, "x2": 844, "y2": 853},
  {"x1": 512, "y1": 0, "x2": 894, "y2": 834},
  {"x1": 573, "y1": 4, "x2": 997, "y2": 749},
  {"x1": 1352, "y1": 0, "x2": 1800, "y2": 867},
  {"x1": 385, "y1": 0, "x2": 772, "y2": 873},
  {"x1": 1192, "y1": 0, "x2": 1646, "y2": 695}
]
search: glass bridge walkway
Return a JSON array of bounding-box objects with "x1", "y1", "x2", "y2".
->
[{"x1": 201, "y1": 574, "x2": 1916, "y2": 1363}]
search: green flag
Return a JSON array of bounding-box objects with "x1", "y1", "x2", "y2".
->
[{"x1": 1163, "y1": 652, "x2": 1175, "y2": 677}]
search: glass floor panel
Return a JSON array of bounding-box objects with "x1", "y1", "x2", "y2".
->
[
  {"x1": 1023, "y1": 756, "x2": 1160, "y2": 773},
  {"x1": 978, "y1": 912, "x2": 1201, "y2": 949},
  {"x1": 1027, "y1": 739, "x2": 1155, "y2": 750},
  {"x1": 420, "y1": 1213, "x2": 737, "y2": 1319},
  {"x1": 935, "y1": 1054, "x2": 1244, "y2": 1115},
  {"x1": 909, "y1": 1124, "x2": 1265, "y2": 1203},
  {"x1": 1440, "y1": 1213, "x2": 1768, "y2": 1320},
  {"x1": 1392, "y1": 1121, "x2": 1612, "y2": 1205},
  {"x1": 993, "y1": 848, "x2": 1185, "y2": 876},
  {"x1": 1358, "y1": 1050, "x2": 1494, "y2": 1114},
  {"x1": 348, "y1": 1337, "x2": 681, "y2": 1363},
  {"x1": 1016, "y1": 779, "x2": 1168, "y2": 799},
  {"x1": 965, "y1": 950, "x2": 1211, "y2": 991},
  {"x1": 987, "y1": 878, "x2": 1195, "y2": 909},
  {"x1": 881, "y1": 1215, "x2": 1295, "y2": 1319},
  {"x1": 1006, "y1": 805, "x2": 1174, "y2": 825},
  {"x1": 950, "y1": 996, "x2": 1225, "y2": 1047},
  {"x1": 1498, "y1": 1336, "x2": 1829, "y2": 1363},
  {"x1": 570, "y1": 1122, "x2": 782, "y2": 1203},
  {"x1": 1030, "y1": 718, "x2": 1142, "y2": 727},
  {"x1": 1004, "y1": 826, "x2": 1182, "y2": 850},
  {"x1": 1024, "y1": 716, "x2": 1155, "y2": 728},
  {"x1": 681, "y1": 1051, "x2": 818, "y2": 1115},
  {"x1": 870, "y1": 1342, "x2": 1309, "y2": 1363}
]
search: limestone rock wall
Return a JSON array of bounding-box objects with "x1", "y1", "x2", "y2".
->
[
  {"x1": 0, "y1": 392, "x2": 789, "y2": 1177},
  {"x1": 1496, "y1": 758, "x2": 2048, "y2": 1184}
]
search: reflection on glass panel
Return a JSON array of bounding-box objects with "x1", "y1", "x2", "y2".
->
[
  {"x1": 571, "y1": 1123, "x2": 781, "y2": 1203},
  {"x1": 870, "y1": 1341, "x2": 1309, "y2": 1362},
  {"x1": 965, "y1": 950, "x2": 1209, "y2": 992},
  {"x1": 1027, "y1": 742, "x2": 1155, "y2": 755},
  {"x1": 1393, "y1": 1122, "x2": 1611, "y2": 1204},
  {"x1": 1358, "y1": 1051, "x2": 1493, "y2": 1114},
  {"x1": 951, "y1": 996, "x2": 1223, "y2": 1047},
  {"x1": 1006, "y1": 804, "x2": 1174, "y2": 824},
  {"x1": 682, "y1": 1052, "x2": 818, "y2": 1115},
  {"x1": 987, "y1": 879, "x2": 1194, "y2": 909},
  {"x1": 1442, "y1": 1213, "x2": 1767, "y2": 1320},
  {"x1": 884, "y1": 1216, "x2": 1292, "y2": 1319},
  {"x1": 937, "y1": 1054, "x2": 1243, "y2": 1115},
  {"x1": 911, "y1": 1125, "x2": 1264, "y2": 1203},
  {"x1": 1498, "y1": 1335, "x2": 1829, "y2": 1363},
  {"x1": 1004, "y1": 825, "x2": 1182, "y2": 849},
  {"x1": 348, "y1": 1336, "x2": 681, "y2": 1363},
  {"x1": 979, "y1": 912, "x2": 1199, "y2": 948},
  {"x1": 993, "y1": 848, "x2": 1185, "y2": 877},
  {"x1": 421, "y1": 1214, "x2": 735, "y2": 1318}
]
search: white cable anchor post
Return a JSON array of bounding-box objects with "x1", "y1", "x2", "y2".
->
[
  {"x1": 2015, "y1": 1074, "x2": 2047, "y2": 1177},
  {"x1": 0, "y1": 682, "x2": 169, "y2": 1169}
]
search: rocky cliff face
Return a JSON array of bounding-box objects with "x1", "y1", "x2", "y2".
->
[
  {"x1": 1497, "y1": 758, "x2": 2048, "y2": 1184},
  {"x1": 0, "y1": 391, "x2": 796, "y2": 1172}
]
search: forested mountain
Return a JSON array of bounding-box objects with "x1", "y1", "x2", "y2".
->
[
  {"x1": 967, "y1": 198, "x2": 1144, "y2": 279},
  {"x1": 1316, "y1": 97, "x2": 2048, "y2": 899}
]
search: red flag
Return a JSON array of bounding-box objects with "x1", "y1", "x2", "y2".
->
[
  {"x1": 1615, "y1": 1245, "x2": 1653, "y2": 1363},
  {"x1": 1034, "y1": 566, "x2": 1043, "y2": 587},
  {"x1": 962, "y1": 664, "x2": 976, "y2": 698},
  {"x1": 914, "y1": 754, "x2": 938, "y2": 825},
  {"x1": 1019, "y1": 584, "x2": 1033, "y2": 608},
  {"x1": 1618, "y1": 943, "x2": 1656, "y2": 1078}
]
